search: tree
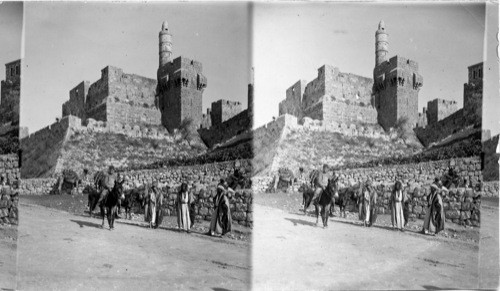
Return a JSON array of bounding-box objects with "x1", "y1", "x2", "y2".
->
[
  {"x1": 179, "y1": 118, "x2": 194, "y2": 145},
  {"x1": 394, "y1": 117, "x2": 413, "y2": 142}
]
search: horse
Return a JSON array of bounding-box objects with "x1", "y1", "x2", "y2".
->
[
  {"x1": 314, "y1": 178, "x2": 339, "y2": 228},
  {"x1": 99, "y1": 180, "x2": 125, "y2": 230}
]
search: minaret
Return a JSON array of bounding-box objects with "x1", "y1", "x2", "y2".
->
[
  {"x1": 159, "y1": 20, "x2": 173, "y2": 67},
  {"x1": 375, "y1": 20, "x2": 388, "y2": 66}
]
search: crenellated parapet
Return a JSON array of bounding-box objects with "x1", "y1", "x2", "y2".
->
[{"x1": 61, "y1": 65, "x2": 160, "y2": 130}]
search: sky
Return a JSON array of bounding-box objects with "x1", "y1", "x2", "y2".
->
[
  {"x1": 21, "y1": 2, "x2": 250, "y2": 133},
  {"x1": 253, "y1": 2, "x2": 490, "y2": 130},
  {"x1": 0, "y1": 2, "x2": 23, "y2": 80}
]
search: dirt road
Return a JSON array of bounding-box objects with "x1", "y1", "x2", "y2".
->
[
  {"x1": 252, "y1": 203, "x2": 480, "y2": 290},
  {"x1": 12, "y1": 199, "x2": 250, "y2": 290},
  {"x1": 0, "y1": 224, "x2": 17, "y2": 290},
  {"x1": 479, "y1": 197, "x2": 499, "y2": 289}
]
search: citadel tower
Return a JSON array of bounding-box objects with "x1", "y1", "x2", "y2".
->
[
  {"x1": 0, "y1": 60, "x2": 21, "y2": 126},
  {"x1": 373, "y1": 21, "x2": 423, "y2": 131},
  {"x1": 156, "y1": 21, "x2": 207, "y2": 132}
]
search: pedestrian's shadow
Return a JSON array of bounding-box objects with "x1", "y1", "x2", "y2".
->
[
  {"x1": 70, "y1": 219, "x2": 102, "y2": 229},
  {"x1": 285, "y1": 217, "x2": 317, "y2": 227}
]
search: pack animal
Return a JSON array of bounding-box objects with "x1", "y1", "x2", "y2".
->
[
  {"x1": 100, "y1": 180, "x2": 125, "y2": 230},
  {"x1": 298, "y1": 183, "x2": 315, "y2": 212},
  {"x1": 333, "y1": 188, "x2": 357, "y2": 218},
  {"x1": 315, "y1": 178, "x2": 339, "y2": 228},
  {"x1": 120, "y1": 188, "x2": 146, "y2": 220}
]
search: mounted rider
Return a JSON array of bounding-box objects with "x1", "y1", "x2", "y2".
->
[
  {"x1": 312, "y1": 164, "x2": 332, "y2": 205},
  {"x1": 96, "y1": 166, "x2": 118, "y2": 206}
]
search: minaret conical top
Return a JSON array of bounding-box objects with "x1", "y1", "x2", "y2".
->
[{"x1": 378, "y1": 20, "x2": 385, "y2": 30}]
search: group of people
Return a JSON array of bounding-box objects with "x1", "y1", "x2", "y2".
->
[
  {"x1": 148, "y1": 178, "x2": 233, "y2": 237},
  {"x1": 308, "y1": 164, "x2": 448, "y2": 235},
  {"x1": 358, "y1": 177, "x2": 448, "y2": 235},
  {"x1": 172, "y1": 179, "x2": 233, "y2": 236},
  {"x1": 93, "y1": 166, "x2": 233, "y2": 237}
]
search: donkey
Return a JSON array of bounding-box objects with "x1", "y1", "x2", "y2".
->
[
  {"x1": 99, "y1": 181, "x2": 125, "y2": 230},
  {"x1": 314, "y1": 178, "x2": 339, "y2": 228}
]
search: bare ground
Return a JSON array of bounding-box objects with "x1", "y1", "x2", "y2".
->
[
  {"x1": 6, "y1": 196, "x2": 250, "y2": 290},
  {"x1": 478, "y1": 197, "x2": 499, "y2": 289},
  {"x1": 252, "y1": 191, "x2": 484, "y2": 290},
  {"x1": 0, "y1": 224, "x2": 17, "y2": 290}
]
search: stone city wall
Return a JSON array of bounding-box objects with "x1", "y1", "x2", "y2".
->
[
  {"x1": 63, "y1": 66, "x2": 160, "y2": 128},
  {"x1": 302, "y1": 65, "x2": 373, "y2": 110},
  {"x1": 0, "y1": 154, "x2": 20, "y2": 185},
  {"x1": 482, "y1": 134, "x2": 499, "y2": 182},
  {"x1": 482, "y1": 181, "x2": 499, "y2": 198},
  {"x1": 105, "y1": 101, "x2": 162, "y2": 128},
  {"x1": 210, "y1": 100, "x2": 242, "y2": 126},
  {"x1": 108, "y1": 71, "x2": 157, "y2": 107},
  {"x1": 20, "y1": 116, "x2": 77, "y2": 178},
  {"x1": 18, "y1": 178, "x2": 58, "y2": 196},
  {"x1": 0, "y1": 187, "x2": 18, "y2": 225},
  {"x1": 21, "y1": 114, "x2": 174, "y2": 178},
  {"x1": 0, "y1": 154, "x2": 21, "y2": 225},
  {"x1": 415, "y1": 109, "x2": 468, "y2": 147},
  {"x1": 426, "y1": 99, "x2": 459, "y2": 125},
  {"x1": 282, "y1": 65, "x2": 375, "y2": 127},
  {"x1": 279, "y1": 80, "x2": 307, "y2": 118},
  {"x1": 463, "y1": 82, "x2": 482, "y2": 126},
  {"x1": 322, "y1": 98, "x2": 378, "y2": 125},
  {"x1": 336, "y1": 157, "x2": 482, "y2": 188},
  {"x1": 0, "y1": 79, "x2": 20, "y2": 126},
  {"x1": 199, "y1": 110, "x2": 251, "y2": 148}
]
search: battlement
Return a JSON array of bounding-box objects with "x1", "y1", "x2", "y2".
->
[
  {"x1": 279, "y1": 80, "x2": 307, "y2": 118},
  {"x1": 464, "y1": 62, "x2": 483, "y2": 125},
  {"x1": 416, "y1": 62, "x2": 482, "y2": 146},
  {"x1": 1, "y1": 60, "x2": 21, "y2": 127},
  {"x1": 373, "y1": 54, "x2": 423, "y2": 131},
  {"x1": 4, "y1": 59, "x2": 21, "y2": 84},
  {"x1": 61, "y1": 66, "x2": 160, "y2": 129},
  {"x1": 467, "y1": 62, "x2": 483, "y2": 86},
  {"x1": 372, "y1": 22, "x2": 424, "y2": 131},
  {"x1": 210, "y1": 99, "x2": 243, "y2": 126},
  {"x1": 426, "y1": 98, "x2": 459, "y2": 125},
  {"x1": 157, "y1": 54, "x2": 207, "y2": 133},
  {"x1": 279, "y1": 65, "x2": 376, "y2": 127}
]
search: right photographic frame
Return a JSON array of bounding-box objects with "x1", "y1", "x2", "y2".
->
[{"x1": 251, "y1": 2, "x2": 498, "y2": 290}]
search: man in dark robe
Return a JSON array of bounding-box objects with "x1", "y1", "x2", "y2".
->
[{"x1": 208, "y1": 179, "x2": 233, "y2": 237}]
